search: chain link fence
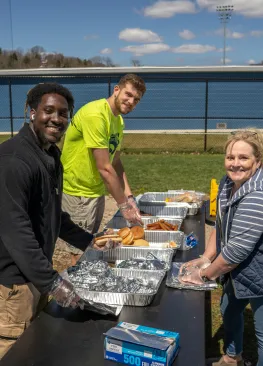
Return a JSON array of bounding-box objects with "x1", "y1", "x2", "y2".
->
[{"x1": 0, "y1": 73, "x2": 263, "y2": 152}]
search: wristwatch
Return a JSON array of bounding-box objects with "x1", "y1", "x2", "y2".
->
[{"x1": 200, "y1": 269, "x2": 211, "y2": 282}]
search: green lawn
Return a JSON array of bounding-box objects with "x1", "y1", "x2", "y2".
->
[
  {"x1": 121, "y1": 153, "x2": 225, "y2": 195},
  {"x1": 122, "y1": 133, "x2": 228, "y2": 153},
  {"x1": 1, "y1": 133, "x2": 229, "y2": 153},
  {"x1": 0, "y1": 135, "x2": 11, "y2": 144}
]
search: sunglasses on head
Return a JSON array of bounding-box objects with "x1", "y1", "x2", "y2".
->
[{"x1": 231, "y1": 130, "x2": 257, "y2": 136}]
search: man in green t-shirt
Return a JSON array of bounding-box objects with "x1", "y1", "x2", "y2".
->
[{"x1": 61, "y1": 74, "x2": 146, "y2": 264}]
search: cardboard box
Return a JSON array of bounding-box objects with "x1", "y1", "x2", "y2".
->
[{"x1": 104, "y1": 322, "x2": 180, "y2": 366}]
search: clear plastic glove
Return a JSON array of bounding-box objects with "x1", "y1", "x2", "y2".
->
[
  {"x1": 179, "y1": 255, "x2": 211, "y2": 275},
  {"x1": 118, "y1": 201, "x2": 143, "y2": 225},
  {"x1": 128, "y1": 195, "x2": 140, "y2": 215},
  {"x1": 49, "y1": 276, "x2": 80, "y2": 308},
  {"x1": 179, "y1": 265, "x2": 204, "y2": 285}
]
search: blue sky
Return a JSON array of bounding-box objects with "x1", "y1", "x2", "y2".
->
[{"x1": 0, "y1": 0, "x2": 263, "y2": 66}]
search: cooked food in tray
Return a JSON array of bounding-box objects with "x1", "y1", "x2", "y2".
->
[
  {"x1": 146, "y1": 220, "x2": 179, "y2": 231},
  {"x1": 94, "y1": 226, "x2": 149, "y2": 248},
  {"x1": 165, "y1": 192, "x2": 199, "y2": 203},
  {"x1": 118, "y1": 226, "x2": 148, "y2": 246}
]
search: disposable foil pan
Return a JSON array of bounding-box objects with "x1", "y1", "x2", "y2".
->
[
  {"x1": 75, "y1": 268, "x2": 166, "y2": 306},
  {"x1": 84, "y1": 247, "x2": 174, "y2": 265},
  {"x1": 111, "y1": 229, "x2": 184, "y2": 250},
  {"x1": 139, "y1": 204, "x2": 188, "y2": 218},
  {"x1": 105, "y1": 216, "x2": 183, "y2": 231},
  {"x1": 139, "y1": 192, "x2": 202, "y2": 216}
]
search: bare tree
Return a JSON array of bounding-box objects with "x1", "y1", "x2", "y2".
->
[{"x1": 131, "y1": 59, "x2": 141, "y2": 67}]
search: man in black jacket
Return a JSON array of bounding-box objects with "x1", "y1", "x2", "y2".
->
[{"x1": 0, "y1": 83, "x2": 94, "y2": 359}]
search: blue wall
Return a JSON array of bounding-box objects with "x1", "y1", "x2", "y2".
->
[{"x1": 0, "y1": 70, "x2": 263, "y2": 133}]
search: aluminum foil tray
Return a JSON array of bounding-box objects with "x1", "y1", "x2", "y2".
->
[
  {"x1": 110, "y1": 229, "x2": 184, "y2": 249},
  {"x1": 75, "y1": 268, "x2": 166, "y2": 306},
  {"x1": 138, "y1": 204, "x2": 188, "y2": 218},
  {"x1": 105, "y1": 216, "x2": 183, "y2": 231},
  {"x1": 139, "y1": 192, "x2": 203, "y2": 216},
  {"x1": 83, "y1": 247, "x2": 174, "y2": 265}
]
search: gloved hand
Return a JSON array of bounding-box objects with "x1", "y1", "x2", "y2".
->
[
  {"x1": 179, "y1": 265, "x2": 204, "y2": 285},
  {"x1": 118, "y1": 201, "x2": 143, "y2": 225},
  {"x1": 49, "y1": 276, "x2": 80, "y2": 308},
  {"x1": 127, "y1": 195, "x2": 140, "y2": 215},
  {"x1": 179, "y1": 255, "x2": 211, "y2": 275}
]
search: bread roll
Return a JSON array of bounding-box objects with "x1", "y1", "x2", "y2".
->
[
  {"x1": 118, "y1": 227, "x2": 130, "y2": 239},
  {"x1": 122, "y1": 231, "x2": 134, "y2": 245},
  {"x1": 130, "y1": 226, "x2": 145, "y2": 240},
  {"x1": 132, "y1": 239, "x2": 149, "y2": 247}
]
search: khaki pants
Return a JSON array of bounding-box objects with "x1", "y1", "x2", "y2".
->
[
  {"x1": 61, "y1": 193, "x2": 105, "y2": 255},
  {"x1": 0, "y1": 283, "x2": 46, "y2": 360}
]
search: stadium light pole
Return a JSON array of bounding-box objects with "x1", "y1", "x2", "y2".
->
[
  {"x1": 9, "y1": 0, "x2": 14, "y2": 50},
  {"x1": 216, "y1": 5, "x2": 234, "y2": 65}
]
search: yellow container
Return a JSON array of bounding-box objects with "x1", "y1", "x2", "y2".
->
[{"x1": 210, "y1": 179, "x2": 218, "y2": 217}]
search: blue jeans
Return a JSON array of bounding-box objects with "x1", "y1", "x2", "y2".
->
[{"x1": 221, "y1": 279, "x2": 263, "y2": 366}]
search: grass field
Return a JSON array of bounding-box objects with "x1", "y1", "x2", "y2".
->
[
  {"x1": 121, "y1": 153, "x2": 225, "y2": 195},
  {"x1": 0, "y1": 135, "x2": 11, "y2": 144},
  {"x1": 0, "y1": 132, "x2": 229, "y2": 153},
  {"x1": 122, "y1": 133, "x2": 228, "y2": 153}
]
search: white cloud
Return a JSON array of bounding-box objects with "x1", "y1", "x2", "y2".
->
[
  {"x1": 100, "y1": 48, "x2": 112, "y2": 54},
  {"x1": 231, "y1": 32, "x2": 245, "y2": 39},
  {"x1": 143, "y1": 0, "x2": 196, "y2": 18},
  {"x1": 221, "y1": 58, "x2": 232, "y2": 64},
  {"x1": 119, "y1": 28, "x2": 162, "y2": 43},
  {"x1": 84, "y1": 34, "x2": 99, "y2": 40},
  {"x1": 172, "y1": 44, "x2": 216, "y2": 53},
  {"x1": 197, "y1": 0, "x2": 263, "y2": 18},
  {"x1": 217, "y1": 46, "x2": 233, "y2": 52},
  {"x1": 215, "y1": 28, "x2": 245, "y2": 39},
  {"x1": 248, "y1": 59, "x2": 256, "y2": 64},
  {"x1": 250, "y1": 30, "x2": 263, "y2": 37},
  {"x1": 120, "y1": 43, "x2": 170, "y2": 56},
  {"x1": 179, "y1": 29, "x2": 196, "y2": 40}
]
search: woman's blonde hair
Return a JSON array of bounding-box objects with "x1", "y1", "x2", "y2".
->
[{"x1": 225, "y1": 128, "x2": 263, "y2": 164}]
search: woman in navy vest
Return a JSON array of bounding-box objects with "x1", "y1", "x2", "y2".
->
[{"x1": 181, "y1": 129, "x2": 263, "y2": 366}]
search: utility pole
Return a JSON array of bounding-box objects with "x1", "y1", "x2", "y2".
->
[{"x1": 216, "y1": 5, "x2": 234, "y2": 65}]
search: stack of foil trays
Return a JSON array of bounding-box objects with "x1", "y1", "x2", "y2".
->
[{"x1": 69, "y1": 260, "x2": 165, "y2": 306}]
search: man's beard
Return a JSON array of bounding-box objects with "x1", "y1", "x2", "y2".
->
[
  {"x1": 114, "y1": 95, "x2": 122, "y2": 114},
  {"x1": 114, "y1": 95, "x2": 132, "y2": 115}
]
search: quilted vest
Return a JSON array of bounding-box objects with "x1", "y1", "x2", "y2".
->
[{"x1": 216, "y1": 173, "x2": 263, "y2": 299}]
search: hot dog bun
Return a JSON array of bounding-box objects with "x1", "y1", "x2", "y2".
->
[{"x1": 130, "y1": 226, "x2": 145, "y2": 240}]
